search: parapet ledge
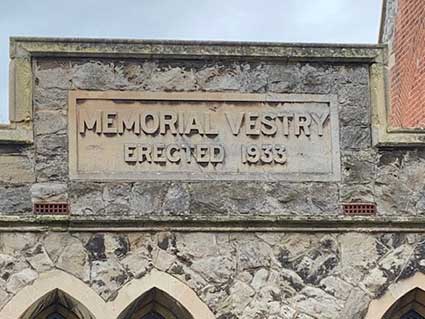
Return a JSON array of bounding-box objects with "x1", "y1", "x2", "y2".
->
[{"x1": 9, "y1": 37, "x2": 385, "y2": 61}]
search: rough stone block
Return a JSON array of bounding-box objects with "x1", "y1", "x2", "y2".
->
[{"x1": 0, "y1": 154, "x2": 34, "y2": 184}]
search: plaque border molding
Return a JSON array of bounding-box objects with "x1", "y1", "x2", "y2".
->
[{"x1": 68, "y1": 90, "x2": 341, "y2": 182}]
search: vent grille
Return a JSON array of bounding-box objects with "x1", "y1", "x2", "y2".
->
[
  {"x1": 33, "y1": 202, "x2": 69, "y2": 215},
  {"x1": 343, "y1": 203, "x2": 376, "y2": 215}
]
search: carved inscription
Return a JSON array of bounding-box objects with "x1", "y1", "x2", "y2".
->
[{"x1": 69, "y1": 92, "x2": 340, "y2": 181}]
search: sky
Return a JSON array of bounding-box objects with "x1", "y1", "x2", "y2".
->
[{"x1": 0, "y1": 0, "x2": 383, "y2": 123}]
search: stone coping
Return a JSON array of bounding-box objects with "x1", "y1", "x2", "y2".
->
[
  {"x1": 3, "y1": 215, "x2": 425, "y2": 232},
  {"x1": 10, "y1": 36, "x2": 385, "y2": 61}
]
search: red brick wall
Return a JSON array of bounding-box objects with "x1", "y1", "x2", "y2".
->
[{"x1": 390, "y1": 0, "x2": 425, "y2": 128}]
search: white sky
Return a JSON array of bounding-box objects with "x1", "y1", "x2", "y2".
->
[{"x1": 0, "y1": 0, "x2": 383, "y2": 123}]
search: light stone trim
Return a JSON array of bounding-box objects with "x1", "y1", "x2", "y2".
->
[
  {"x1": 0, "y1": 56, "x2": 33, "y2": 144},
  {"x1": 0, "y1": 270, "x2": 104, "y2": 318},
  {"x1": 0, "y1": 269, "x2": 215, "y2": 319},
  {"x1": 373, "y1": 6, "x2": 425, "y2": 145},
  {"x1": 365, "y1": 272, "x2": 425, "y2": 319},
  {"x1": 113, "y1": 269, "x2": 215, "y2": 319},
  {"x1": 370, "y1": 58, "x2": 425, "y2": 146}
]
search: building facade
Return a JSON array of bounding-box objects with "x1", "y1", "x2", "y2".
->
[{"x1": 0, "y1": 1, "x2": 424, "y2": 318}]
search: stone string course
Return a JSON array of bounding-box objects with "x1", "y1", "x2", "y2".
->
[{"x1": 0, "y1": 231, "x2": 424, "y2": 319}]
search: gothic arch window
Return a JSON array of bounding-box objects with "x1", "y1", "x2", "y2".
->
[
  {"x1": 400, "y1": 310, "x2": 425, "y2": 319},
  {"x1": 365, "y1": 273, "x2": 425, "y2": 319},
  {"x1": 382, "y1": 288, "x2": 425, "y2": 319},
  {"x1": 118, "y1": 288, "x2": 193, "y2": 319},
  {"x1": 20, "y1": 288, "x2": 94, "y2": 319},
  {"x1": 141, "y1": 313, "x2": 166, "y2": 319}
]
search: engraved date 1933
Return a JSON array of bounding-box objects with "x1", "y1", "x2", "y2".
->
[{"x1": 241, "y1": 144, "x2": 287, "y2": 164}]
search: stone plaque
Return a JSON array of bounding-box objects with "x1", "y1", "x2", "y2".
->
[{"x1": 69, "y1": 91, "x2": 340, "y2": 181}]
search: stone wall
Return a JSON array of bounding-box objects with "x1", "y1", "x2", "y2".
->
[
  {"x1": 0, "y1": 230, "x2": 424, "y2": 319},
  {"x1": 0, "y1": 56, "x2": 424, "y2": 218},
  {"x1": 0, "y1": 39, "x2": 425, "y2": 319}
]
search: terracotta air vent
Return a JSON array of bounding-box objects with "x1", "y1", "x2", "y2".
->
[
  {"x1": 343, "y1": 203, "x2": 376, "y2": 216},
  {"x1": 33, "y1": 202, "x2": 69, "y2": 215}
]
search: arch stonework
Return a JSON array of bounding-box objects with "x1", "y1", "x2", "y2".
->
[
  {"x1": 0, "y1": 269, "x2": 215, "y2": 319},
  {"x1": 365, "y1": 272, "x2": 425, "y2": 319},
  {"x1": 0, "y1": 270, "x2": 105, "y2": 319},
  {"x1": 113, "y1": 269, "x2": 215, "y2": 319}
]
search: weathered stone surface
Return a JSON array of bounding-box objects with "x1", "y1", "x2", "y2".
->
[
  {"x1": 31, "y1": 182, "x2": 67, "y2": 202},
  {"x1": 69, "y1": 182, "x2": 105, "y2": 215},
  {"x1": 379, "y1": 244, "x2": 414, "y2": 278},
  {"x1": 294, "y1": 286, "x2": 343, "y2": 319},
  {"x1": 2, "y1": 38, "x2": 425, "y2": 319},
  {"x1": 129, "y1": 182, "x2": 168, "y2": 215},
  {"x1": 91, "y1": 258, "x2": 128, "y2": 300},
  {"x1": 362, "y1": 267, "x2": 387, "y2": 295},
  {"x1": 192, "y1": 256, "x2": 235, "y2": 284},
  {"x1": 35, "y1": 154, "x2": 68, "y2": 182},
  {"x1": 72, "y1": 62, "x2": 129, "y2": 90},
  {"x1": 340, "y1": 288, "x2": 370, "y2": 319},
  {"x1": 56, "y1": 237, "x2": 90, "y2": 282},
  {"x1": 102, "y1": 184, "x2": 132, "y2": 216},
  {"x1": 0, "y1": 278, "x2": 9, "y2": 308},
  {"x1": 0, "y1": 185, "x2": 32, "y2": 214},
  {"x1": 42, "y1": 232, "x2": 77, "y2": 263},
  {"x1": 35, "y1": 65, "x2": 73, "y2": 90},
  {"x1": 375, "y1": 149, "x2": 425, "y2": 216},
  {"x1": 381, "y1": 0, "x2": 398, "y2": 43},
  {"x1": 339, "y1": 233, "x2": 379, "y2": 284},
  {"x1": 33, "y1": 87, "x2": 68, "y2": 112},
  {"x1": 0, "y1": 254, "x2": 28, "y2": 283},
  {"x1": 25, "y1": 244, "x2": 54, "y2": 272},
  {"x1": 222, "y1": 280, "x2": 255, "y2": 316},
  {"x1": 0, "y1": 231, "x2": 423, "y2": 317},
  {"x1": 35, "y1": 134, "x2": 67, "y2": 157},
  {"x1": 0, "y1": 155, "x2": 34, "y2": 184},
  {"x1": 6, "y1": 268, "x2": 38, "y2": 294},
  {"x1": 153, "y1": 249, "x2": 177, "y2": 272},
  {"x1": 235, "y1": 236, "x2": 273, "y2": 270},
  {"x1": 34, "y1": 110, "x2": 67, "y2": 136},
  {"x1": 319, "y1": 276, "x2": 353, "y2": 300},
  {"x1": 162, "y1": 183, "x2": 191, "y2": 214},
  {"x1": 120, "y1": 250, "x2": 151, "y2": 279},
  {"x1": 0, "y1": 233, "x2": 39, "y2": 255},
  {"x1": 0, "y1": 56, "x2": 414, "y2": 217}
]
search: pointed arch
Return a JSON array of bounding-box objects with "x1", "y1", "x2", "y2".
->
[
  {"x1": 21, "y1": 289, "x2": 93, "y2": 319},
  {"x1": 0, "y1": 270, "x2": 106, "y2": 319},
  {"x1": 113, "y1": 269, "x2": 215, "y2": 319},
  {"x1": 366, "y1": 272, "x2": 425, "y2": 319},
  {"x1": 117, "y1": 287, "x2": 193, "y2": 319}
]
